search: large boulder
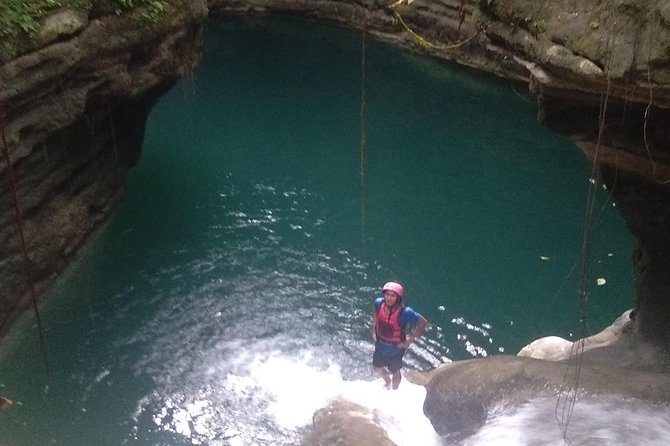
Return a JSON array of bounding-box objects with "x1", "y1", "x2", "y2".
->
[
  {"x1": 423, "y1": 310, "x2": 670, "y2": 440},
  {"x1": 301, "y1": 398, "x2": 396, "y2": 446}
]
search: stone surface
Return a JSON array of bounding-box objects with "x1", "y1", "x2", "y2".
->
[
  {"x1": 518, "y1": 309, "x2": 670, "y2": 371},
  {"x1": 423, "y1": 309, "x2": 670, "y2": 439},
  {"x1": 34, "y1": 9, "x2": 87, "y2": 50},
  {"x1": 423, "y1": 353, "x2": 670, "y2": 440},
  {"x1": 301, "y1": 398, "x2": 396, "y2": 446}
]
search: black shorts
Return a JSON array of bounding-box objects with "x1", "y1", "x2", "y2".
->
[{"x1": 372, "y1": 347, "x2": 405, "y2": 373}]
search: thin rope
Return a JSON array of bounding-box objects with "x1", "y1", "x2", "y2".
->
[
  {"x1": 358, "y1": 8, "x2": 368, "y2": 238},
  {"x1": 641, "y1": 14, "x2": 669, "y2": 185},
  {"x1": 555, "y1": 35, "x2": 614, "y2": 444},
  {"x1": 0, "y1": 107, "x2": 50, "y2": 377}
]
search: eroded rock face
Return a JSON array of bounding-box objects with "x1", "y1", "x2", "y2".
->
[{"x1": 0, "y1": 1, "x2": 208, "y2": 334}]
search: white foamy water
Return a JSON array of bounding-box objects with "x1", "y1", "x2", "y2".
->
[
  {"x1": 247, "y1": 356, "x2": 670, "y2": 446},
  {"x1": 224, "y1": 351, "x2": 442, "y2": 446},
  {"x1": 132, "y1": 332, "x2": 670, "y2": 446},
  {"x1": 465, "y1": 395, "x2": 670, "y2": 446}
]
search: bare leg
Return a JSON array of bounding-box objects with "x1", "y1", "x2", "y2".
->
[
  {"x1": 391, "y1": 370, "x2": 402, "y2": 389},
  {"x1": 375, "y1": 367, "x2": 392, "y2": 388}
]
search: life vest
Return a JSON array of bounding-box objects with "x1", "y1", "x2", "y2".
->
[{"x1": 375, "y1": 302, "x2": 406, "y2": 344}]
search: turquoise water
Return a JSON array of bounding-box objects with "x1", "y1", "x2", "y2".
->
[{"x1": 0, "y1": 16, "x2": 634, "y2": 445}]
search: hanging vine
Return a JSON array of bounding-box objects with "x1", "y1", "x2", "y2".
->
[
  {"x1": 554, "y1": 20, "x2": 619, "y2": 443},
  {"x1": 389, "y1": 0, "x2": 483, "y2": 51},
  {"x1": 358, "y1": 3, "x2": 369, "y2": 240}
]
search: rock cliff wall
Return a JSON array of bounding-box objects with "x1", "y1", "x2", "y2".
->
[{"x1": 0, "y1": 0, "x2": 207, "y2": 334}]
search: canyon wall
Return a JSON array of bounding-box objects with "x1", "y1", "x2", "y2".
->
[{"x1": 0, "y1": 0, "x2": 208, "y2": 334}]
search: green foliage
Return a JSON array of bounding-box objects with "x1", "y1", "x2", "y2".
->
[
  {"x1": 0, "y1": 0, "x2": 170, "y2": 60},
  {"x1": 0, "y1": 0, "x2": 62, "y2": 38},
  {"x1": 110, "y1": 0, "x2": 170, "y2": 24},
  {"x1": 0, "y1": 0, "x2": 64, "y2": 59}
]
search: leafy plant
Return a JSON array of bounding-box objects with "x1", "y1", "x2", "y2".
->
[
  {"x1": 0, "y1": 0, "x2": 62, "y2": 38},
  {"x1": 0, "y1": 0, "x2": 67, "y2": 59},
  {"x1": 0, "y1": 0, "x2": 170, "y2": 60},
  {"x1": 110, "y1": 0, "x2": 170, "y2": 23}
]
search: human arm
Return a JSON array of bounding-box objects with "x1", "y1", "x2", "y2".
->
[
  {"x1": 399, "y1": 314, "x2": 428, "y2": 349},
  {"x1": 371, "y1": 305, "x2": 377, "y2": 341}
]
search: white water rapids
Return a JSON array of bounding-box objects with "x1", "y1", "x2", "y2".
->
[{"x1": 138, "y1": 345, "x2": 670, "y2": 446}]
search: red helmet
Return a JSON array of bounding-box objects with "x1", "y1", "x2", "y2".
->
[{"x1": 382, "y1": 281, "x2": 404, "y2": 298}]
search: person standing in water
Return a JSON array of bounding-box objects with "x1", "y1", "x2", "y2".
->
[{"x1": 371, "y1": 281, "x2": 428, "y2": 389}]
